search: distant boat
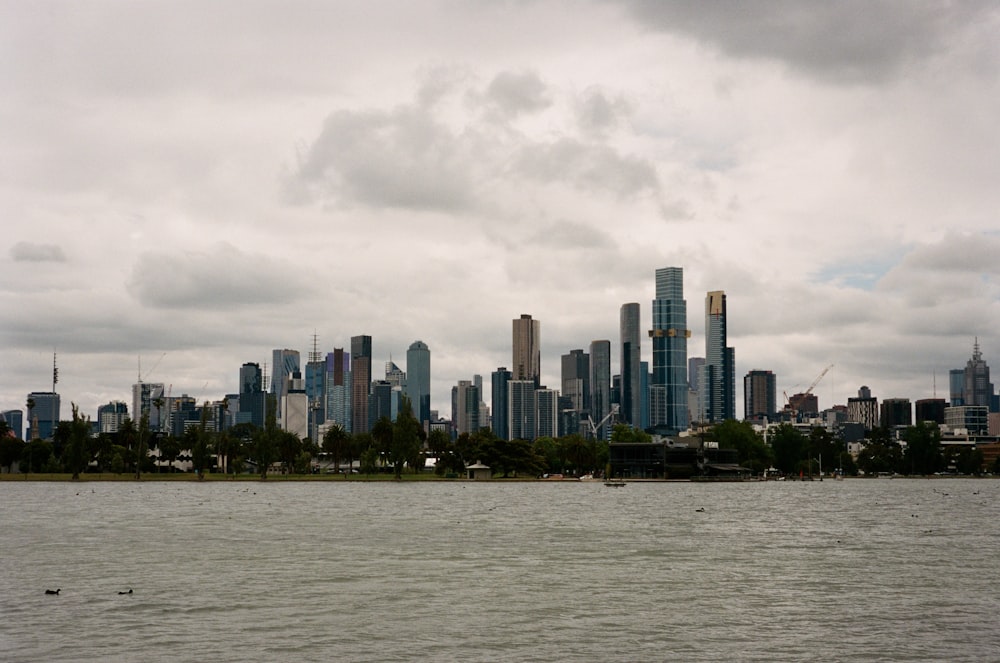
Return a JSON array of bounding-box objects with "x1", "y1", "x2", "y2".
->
[{"x1": 604, "y1": 479, "x2": 626, "y2": 487}]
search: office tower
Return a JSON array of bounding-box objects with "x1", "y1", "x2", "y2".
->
[
  {"x1": 97, "y1": 401, "x2": 129, "y2": 434},
  {"x1": 351, "y1": 336, "x2": 373, "y2": 434},
  {"x1": 944, "y1": 405, "x2": 988, "y2": 434},
  {"x1": 880, "y1": 398, "x2": 912, "y2": 428},
  {"x1": 701, "y1": 291, "x2": 736, "y2": 423},
  {"x1": 535, "y1": 388, "x2": 558, "y2": 439},
  {"x1": 455, "y1": 380, "x2": 480, "y2": 435},
  {"x1": 589, "y1": 340, "x2": 612, "y2": 440},
  {"x1": 963, "y1": 339, "x2": 993, "y2": 408},
  {"x1": 915, "y1": 398, "x2": 947, "y2": 424},
  {"x1": 561, "y1": 349, "x2": 590, "y2": 414},
  {"x1": 131, "y1": 382, "x2": 164, "y2": 431},
  {"x1": 369, "y1": 380, "x2": 393, "y2": 427},
  {"x1": 640, "y1": 361, "x2": 650, "y2": 430},
  {"x1": 305, "y1": 340, "x2": 327, "y2": 442},
  {"x1": 385, "y1": 360, "x2": 406, "y2": 389},
  {"x1": 508, "y1": 380, "x2": 537, "y2": 440},
  {"x1": 492, "y1": 367, "x2": 512, "y2": 440},
  {"x1": 326, "y1": 349, "x2": 351, "y2": 432},
  {"x1": 744, "y1": 370, "x2": 778, "y2": 422},
  {"x1": 620, "y1": 303, "x2": 641, "y2": 427},
  {"x1": 847, "y1": 386, "x2": 879, "y2": 430},
  {"x1": 512, "y1": 314, "x2": 541, "y2": 386},
  {"x1": 238, "y1": 362, "x2": 266, "y2": 428},
  {"x1": 281, "y1": 370, "x2": 308, "y2": 439},
  {"x1": 649, "y1": 266, "x2": 689, "y2": 433},
  {"x1": 949, "y1": 369, "x2": 965, "y2": 406},
  {"x1": 405, "y1": 341, "x2": 431, "y2": 426},
  {"x1": 2, "y1": 409, "x2": 24, "y2": 440},
  {"x1": 271, "y1": 349, "x2": 300, "y2": 418}
]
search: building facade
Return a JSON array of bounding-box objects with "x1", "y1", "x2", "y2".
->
[
  {"x1": 512, "y1": 314, "x2": 541, "y2": 386},
  {"x1": 589, "y1": 340, "x2": 612, "y2": 440},
  {"x1": 620, "y1": 303, "x2": 642, "y2": 428},
  {"x1": 405, "y1": 341, "x2": 431, "y2": 427},
  {"x1": 744, "y1": 369, "x2": 777, "y2": 422},
  {"x1": 701, "y1": 290, "x2": 736, "y2": 423},
  {"x1": 351, "y1": 336, "x2": 372, "y2": 434},
  {"x1": 491, "y1": 368, "x2": 512, "y2": 441},
  {"x1": 649, "y1": 266, "x2": 689, "y2": 434}
]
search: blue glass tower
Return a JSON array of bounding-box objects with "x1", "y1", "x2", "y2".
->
[{"x1": 649, "y1": 267, "x2": 689, "y2": 434}]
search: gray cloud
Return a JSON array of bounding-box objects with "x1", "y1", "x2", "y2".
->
[
  {"x1": 290, "y1": 106, "x2": 478, "y2": 212},
  {"x1": 485, "y1": 70, "x2": 552, "y2": 118},
  {"x1": 512, "y1": 138, "x2": 659, "y2": 198},
  {"x1": 127, "y1": 243, "x2": 315, "y2": 310},
  {"x1": 576, "y1": 87, "x2": 633, "y2": 136},
  {"x1": 11, "y1": 242, "x2": 67, "y2": 263},
  {"x1": 616, "y1": 0, "x2": 997, "y2": 83}
]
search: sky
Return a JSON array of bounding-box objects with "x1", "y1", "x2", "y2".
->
[{"x1": 3, "y1": 0, "x2": 1000, "y2": 427}]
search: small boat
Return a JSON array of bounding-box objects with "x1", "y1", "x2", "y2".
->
[{"x1": 604, "y1": 479, "x2": 626, "y2": 487}]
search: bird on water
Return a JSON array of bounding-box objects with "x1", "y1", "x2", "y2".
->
[{"x1": 45, "y1": 589, "x2": 60, "y2": 595}]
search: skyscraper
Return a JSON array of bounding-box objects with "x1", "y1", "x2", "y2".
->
[
  {"x1": 561, "y1": 349, "x2": 590, "y2": 414},
  {"x1": 649, "y1": 267, "x2": 689, "y2": 433},
  {"x1": 326, "y1": 349, "x2": 351, "y2": 432},
  {"x1": 97, "y1": 401, "x2": 129, "y2": 434},
  {"x1": 405, "y1": 341, "x2": 431, "y2": 427},
  {"x1": 701, "y1": 290, "x2": 736, "y2": 423},
  {"x1": 351, "y1": 336, "x2": 372, "y2": 434},
  {"x1": 512, "y1": 314, "x2": 541, "y2": 386},
  {"x1": 238, "y1": 362, "x2": 266, "y2": 428},
  {"x1": 847, "y1": 386, "x2": 879, "y2": 431},
  {"x1": 508, "y1": 380, "x2": 536, "y2": 440},
  {"x1": 620, "y1": 303, "x2": 641, "y2": 428},
  {"x1": 492, "y1": 367, "x2": 512, "y2": 441},
  {"x1": 131, "y1": 382, "x2": 164, "y2": 431},
  {"x1": 535, "y1": 388, "x2": 558, "y2": 439},
  {"x1": 1, "y1": 409, "x2": 23, "y2": 440},
  {"x1": 744, "y1": 370, "x2": 777, "y2": 422},
  {"x1": 455, "y1": 380, "x2": 480, "y2": 435},
  {"x1": 962, "y1": 339, "x2": 993, "y2": 408},
  {"x1": 26, "y1": 391, "x2": 60, "y2": 441},
  {"x1": 589, "y1": 340, "x2": 612, "y2": 440},
  {"x1": 271, "y1": 349, "x2": 300, "y2": 418}
]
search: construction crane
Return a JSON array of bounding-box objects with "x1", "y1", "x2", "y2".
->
[
  {"x1": 784, "y1": 364, "x2": 834, "y2": 421},
  {"x1": 585, "y1": 404, "x2": 619, "y2": 439}
]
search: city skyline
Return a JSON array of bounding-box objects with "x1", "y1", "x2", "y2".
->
[{"x1": 3, "y1": 2, "x2": 999, "y2": 427}]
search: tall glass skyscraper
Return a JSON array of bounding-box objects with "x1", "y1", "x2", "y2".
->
[
  {"x1": 271, "y1": 349, "x2": 300, "y2": 418},
  {"x1": 589, "y1": 340, "x2": 612, "y2": 440},
  {"x1": 649, "y1": 266, "x2": 689, "y2": 434},
  {"x1": 238, "y1": 362, "x2": 265, "y2": 428},
  {"x1": 492, "y1": 367, "x2": 512, "y2": 440},
  {"x1": 620, "y1": 303, "x2": 641, "y2": 427},
  {"x1": 405, "y1": 340, "x2": 431, "y2": 427},
  {"x1": 326, "y1": 349, "x2": 351, "y2": 432},
  {"x1": 702, "y1": 290, "x2": 736, "y2": 423},
  {"x1": 351, "y1": 336, "x2": 372, "y2": 434},
  {"x1": 512, "y1": 314, "x2": 541, "y2": 386}
]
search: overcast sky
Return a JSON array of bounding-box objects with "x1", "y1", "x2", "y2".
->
[{"x1": 3, "y1": 1, "x2": 999, "y2": 426}]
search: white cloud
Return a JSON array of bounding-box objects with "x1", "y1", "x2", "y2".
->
[{"x1": 10, "y1": 242, "x2": 67, "y2": 263}]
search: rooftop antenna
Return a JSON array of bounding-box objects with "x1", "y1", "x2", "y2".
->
[
  {"x1": 933, "y1": 369, "x2": 937, "y2": 399},
  {"x1": 310, "y1": 331, "x2": 321, "y2": 363}
]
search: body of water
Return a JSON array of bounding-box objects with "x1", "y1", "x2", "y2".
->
[{"x1": 2, "y1": 478, "x2": 998, "y2": 662}]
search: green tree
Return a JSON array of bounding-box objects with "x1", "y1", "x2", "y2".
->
[
  {"x1": 253, "y1": 398, "x2": 280, "y2": 479},
  {"x1": 63, "y1": 404, "x2": 91, "y2": 480},
  {"x1": 0, "y1": 435, "x2": 25, "y2": 473},
  {"x1": 533, "y1": 436, "x2": 560, "y2": 474},
  {"x1": 360, "y1": 446, "x2": 378, "y2": 475},
  {"x1": 711, "y1": 419, "x2": 772, "y2": 473},
  {"x1": 856, "y1": 427, "x2": 902, "y2": 475},
  {"x1": 322, "y1": 424, "x2": 350, "y2": 473},
  {"x1": 559, "y1": 434, "x2": 595, "y2": 475},
  {"x1": 135, "y1": 414, "x2": 150, "y2": 480},
  {"x1": 902, "y1": 422, "x2": 943, "y2": 475},
  {"x1": 21, "y1": 438, "x2": 53, "y2": 473},
  {"x1": 277, "y1": 431, "x2": 302, "y2": 474},
  {"x1": 426, "y1": 428, "x2": 452, "y2": 475},
  {"x1": 769, "y1": 424, "x2": 807, "y2": 474},
  {"x1": 348, "y1": 433, "x2": 373, "y2": 474},
  {"x1": 372, "y1": 417, "x2": 394, "y2": 469},
  {"x1": 189, "y1": 403, "x2": 214, "y2": 478},
  {"x1": 390, "y1": 399, "x2": 422, "y2": 478},
  {"x1": 610, "y1": 424, "x2": 652, "y2": 444}
]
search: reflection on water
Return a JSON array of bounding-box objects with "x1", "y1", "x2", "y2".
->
[{"x1": 2, "y1": 479, "x2": 998, "y2": 662}]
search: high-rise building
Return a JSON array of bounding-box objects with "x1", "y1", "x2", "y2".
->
[
  {"x1": 915, "y1": 398, "x2": 947, "y2": 424},
  {"x1": 589, "y1": 340, "x2": 612, "y2": 440},
  {"x1": 281, "y1": 370, "x2": 308, "y2": 439},
  {"x1": 620, "y1": 303, "x2": 642, "y2": 427},
  {"x1": 405, "y1": 341, "x2": 431, "y2": 426},
  {"x1": 238, "y1": 362, "x2": 266, "y2": 428},
  {"x1": 649, "y1": 267, "x2": 689, "y2": 434},
  {"x1": 535, "y1": 388, "x2": 558, "y2": 439},
  {"x1": 271, "y1": 349, "x2": 300, "y2": 418},
  {"x1": 455, "y1": 380, "x2": 480, "y2": 435},
  {"x1": 1, "y1": 409, "x2": 23, "y2": 440},
  {"x1": 847, "y1": 386, "x2": 879, "y2": 431},
  {"x1": 97, "y1": 401, "x2": 129, "y2": 434},
  {"x1": 491, "y1": 368, "x2": 512, "y2": 440},
  {"x1": 744, "y1": 370, "x2": 777, "y2": 422},
  {"x1": 305, "y1": 342, "x2": 327, "y2": 442},
  {"x1": 131, "y1": 382, "x2": 164, "y2": 431},
  {"x1": 701, "y1": 290, "x2": 736, "y2": 423},
  {"x1": 561, "y1": 349, "x2": 590, "y2": 414},
  {"x1": 326, "y1": 349, "x2": 351, "y2": 432},
  {"x1": 351, "y1": 336, "x2": 372, "y2": 434},
  {"x1": 369, "y1": 380, "x2": 393, "y2": 427},
  {"x1": 385, "y1": 360, "x2": 406, "y2": 389},
  {"x1": 949, "y1": 368, "x2": 965, "y2": 406},
  {"x1": 962, "y1": 339, "x2": 993, "y2": 409},
  {"x1": 512, "y1": 314, "x2": 541, "y2": 386},
  {"x1": 880, "y1": 398, "x2": 912, "y2": 428},
  {"x1": 509, "y1": 380, "x2": 537, "y2": 440}
]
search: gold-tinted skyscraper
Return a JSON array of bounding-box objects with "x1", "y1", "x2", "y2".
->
[{"x1": 512, "y1": 314, "x2": 541, "y2": 387}]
